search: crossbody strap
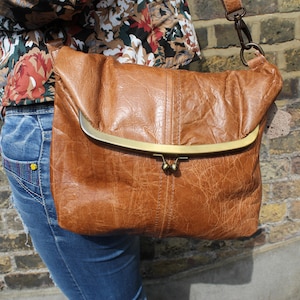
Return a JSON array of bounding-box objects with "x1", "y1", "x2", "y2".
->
[{"x1": 220, "y1": 0, "x2": 264, "y2": 66}]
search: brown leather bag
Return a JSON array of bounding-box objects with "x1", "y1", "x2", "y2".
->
[{"x1": 49, "y1": 0, "x2": 282, "y2": 239}]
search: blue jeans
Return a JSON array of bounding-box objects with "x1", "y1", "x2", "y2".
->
[{"x1": 0, "y1": 104, "x2": 146, "y2": 300}]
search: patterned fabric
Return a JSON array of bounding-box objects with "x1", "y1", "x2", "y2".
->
[{"x1": 0, "y1": 0, "x2": 200, "y2": 106}]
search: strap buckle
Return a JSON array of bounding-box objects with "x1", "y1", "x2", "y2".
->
[
  {"x1": 235, "y1": 18, "x2": 265, "y2": 66},
  {"x1": 227, "y1": 9, "x2": 265, "y2": 66}
]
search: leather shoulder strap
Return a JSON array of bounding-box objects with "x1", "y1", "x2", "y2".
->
[{"x1": 221, "y1": 0, "x2": 243, "y2": 14}]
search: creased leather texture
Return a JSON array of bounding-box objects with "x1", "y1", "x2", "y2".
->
[{"x1": 50, "y1": 46, "x2": 282, "y2": 239}]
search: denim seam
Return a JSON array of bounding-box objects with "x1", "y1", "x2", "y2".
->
[
  {"x1": 4, "y1": 168, "x2": 44, "y2": 205},
  {"x1": 2, "y1": 154, "x2": 40, "y2": 183},
  {"x1": 36, "y1": 114, "x2": 88, "y2": 300}
]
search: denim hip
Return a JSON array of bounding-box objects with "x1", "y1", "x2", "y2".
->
[{"x1": 0, "y1": 103, "x2": 145, "y2": 300}]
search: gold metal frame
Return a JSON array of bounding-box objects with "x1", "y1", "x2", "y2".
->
[{"x1": 79, "y1": 111, "x2": 259, "y2": 155}]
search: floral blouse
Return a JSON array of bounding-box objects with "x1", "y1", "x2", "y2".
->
[{"x1": 0, "y1": 0, "x2": 200, "y2": 106}]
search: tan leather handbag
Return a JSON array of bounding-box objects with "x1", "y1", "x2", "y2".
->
[{"x1": 50, "y1": 0, "x2": 282, "y2": 239}]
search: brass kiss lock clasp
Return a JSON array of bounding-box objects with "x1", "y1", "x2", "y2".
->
[{"x1": 154, "y1": 154, "x2": 188, "y2": 173}]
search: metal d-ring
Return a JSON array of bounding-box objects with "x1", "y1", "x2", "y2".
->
[
  {"x1": 227, "y1": 10, "x2": 265, "y2": 66},
  {"x1": 240, "y1": 42, "x2": 265, "y2": 66}
]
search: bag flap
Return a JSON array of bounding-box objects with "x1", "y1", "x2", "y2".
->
[{"x1": 52, "y1": 46, "x2": 282, "y2": 153}]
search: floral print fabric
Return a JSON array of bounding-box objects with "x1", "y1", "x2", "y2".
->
[{"x1": 0, "y1": 0, "x2": 200, "y2": 106}]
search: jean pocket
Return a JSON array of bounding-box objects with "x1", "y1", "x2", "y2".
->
[
  {"x1": 2, "y1": 154, "x2": 41, "y2": 198},
  {"x1": 0, "y1": 114, "x2": 42, "y2": 161},
  {"x1": 2, "y1": 154, "x2": 40, "y2": 186},
  {"x1": 1, "y1": 114, "x2": 42, "y2": 198}
]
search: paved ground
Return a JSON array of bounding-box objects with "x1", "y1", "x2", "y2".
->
[
  {"x1": 1, "y1": 237, "x2": 300, "y2": 300},
  {"x1": 0, "y1": 288, "x2": 66, "y2": 300}
]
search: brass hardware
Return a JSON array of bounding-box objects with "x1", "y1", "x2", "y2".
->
[
  {"x1": 153, "y1": 154, "x2": 188, "y2": 173},
  {"x1": 79, "y1": 111, "x2": 260, "y2": 155}
]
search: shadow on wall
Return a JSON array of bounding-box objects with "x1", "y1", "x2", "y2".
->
[
  {"x1": 140, "y1": 229, "x2": 264, "y2": 300},
  {"x1": 144, "y1": 237, "x2": 300, "y2": 300},
  {"x1": 144, "y1": 255, "x2": 254, "y2": 300}
]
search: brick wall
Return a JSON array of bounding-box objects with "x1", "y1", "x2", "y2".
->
[
  {"x1": 0, "y1": 0, "x2": 300, "y2": 293},
  {"x1": 141, "y1": 0, "x2": 300, "y2": 279}
]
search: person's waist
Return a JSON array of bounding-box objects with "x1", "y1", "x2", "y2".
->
[{"x1": 4, "y1": 102, "x2": 54, "y2": 116}]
